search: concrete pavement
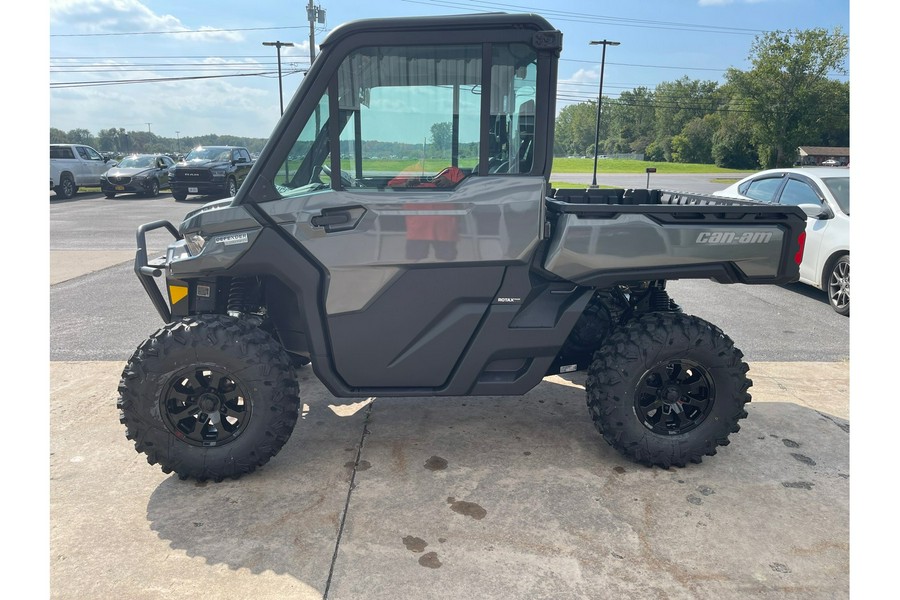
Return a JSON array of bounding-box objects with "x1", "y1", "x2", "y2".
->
[{"x1": 49, "y1": 252, "x2": 850, "y2": 599}]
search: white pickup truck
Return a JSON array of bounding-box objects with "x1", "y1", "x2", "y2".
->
[{"x1": 50, "y1": 144, "x2": 115, "y2": 199}]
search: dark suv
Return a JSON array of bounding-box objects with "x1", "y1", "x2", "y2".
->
[{"x1": 169, "y1": 146, "x2": 253, "y2": 201}]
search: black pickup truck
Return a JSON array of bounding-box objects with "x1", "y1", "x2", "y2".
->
[
  {"x1": 119, "y1": 13, "x2": 808, "y2": 482},
  {"x1": 169, "y1": 145, "x2": 254, "y2": 201}
]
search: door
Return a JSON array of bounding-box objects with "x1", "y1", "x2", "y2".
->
[
  {"x1": 775, "y1": 176, "x2": 828, "y2": 285},
  {"x1": 76, "y1": 145, "x2": 109, "y2": 185},
  {"x1": 254, "y1": 41, "x2": 546, "y2": 389}
]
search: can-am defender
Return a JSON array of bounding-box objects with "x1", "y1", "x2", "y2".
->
[{"x1": 118, "y1": 13, "x2": 807, "y2": 481}]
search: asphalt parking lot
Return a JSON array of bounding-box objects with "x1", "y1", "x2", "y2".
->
[{"x1": 48, "y1": 189, "x2": 851, "y2": 599}]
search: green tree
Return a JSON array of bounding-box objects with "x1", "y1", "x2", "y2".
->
[
  {"x1": 66, "y1": 128, "x2": 95, "y2": 147},
  {"x1": 554, "y1": 101, "x2": 598, "y2": 156},
  {"x1": 604, "y1": 87, "x2": 656, "y2": 155},
  {"x1": 726, "y1": 27, "x2": 849, "y2": 167},
  {"x1": 50, "y1": 128, "x2": 68, "y2": 143},
  {"x1": 652, "y1": 77, "x2": 721, "y2": 151},
  {"x1": 430, "y1": 122, "x2": 452, "y2": 156},
  {"x1": 711, "y1": 109, "x2": 758, "y2": 169},
  {"x1": 671, "y1": 115, "x2": 718, "y2": 164}
]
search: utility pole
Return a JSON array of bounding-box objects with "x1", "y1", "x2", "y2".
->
[
  {"x1": 588, "y1": 39, "x2": 620, "y2": 189},
  {"x1": 263, "y1": 41, "x2": 295, "y2": 115},
  {"x1": 175, "y1": 131, "x2": 180, "y2": 153},
  {"x1": 307, "y1": 1, "x2": 326, "y2": 64},
  {"x1": 307, "y1": 2, "x2": 326, "y2": 132},
  {"x1": 146, "y1": 123, "x2": 152, "y2": 134}
]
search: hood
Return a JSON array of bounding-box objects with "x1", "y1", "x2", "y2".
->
[
  {"x1": 105, "y1": 167, "x2": 155, "y2": 177},
  {"x1": 178, "y1": 159, "x2": 229, "y2": 169}
]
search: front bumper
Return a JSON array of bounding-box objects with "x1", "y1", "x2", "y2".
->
[
  {"x1": 171, "y1": 181, "x2": 229, "y2": 196},
  {"x1": 135, "y1": 220, "x2": 182, "y2": 322},
  {"x1": 102, "y1": 180, "x2": 155, "y2": 195}
]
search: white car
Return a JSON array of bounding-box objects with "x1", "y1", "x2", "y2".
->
[{"x1": 714, "y1": 167, "x2": 849, "y2": 315}]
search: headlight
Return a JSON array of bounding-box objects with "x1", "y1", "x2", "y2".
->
[
  {"x1": 184, "y1": 232, "x2": 207, "y2": 256},
  {"x1": 211, "y1": 169, "x2": 226, "y2": 178}
]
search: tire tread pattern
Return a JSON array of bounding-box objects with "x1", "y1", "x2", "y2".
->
[
  {"x1": 116, "y1": 314, "x2": 300, "y2": 482},
  {"x1": 585, "y1": 312, "x2": 751, "y2": 468}
]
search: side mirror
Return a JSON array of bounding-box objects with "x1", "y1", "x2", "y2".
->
[{"x1": 798, "y1": 202, "x2": 833, "y2": 220}]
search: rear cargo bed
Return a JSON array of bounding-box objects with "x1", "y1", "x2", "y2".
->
[{"x1": 543, "y1": 188, "x2": 807, "y2": 288}]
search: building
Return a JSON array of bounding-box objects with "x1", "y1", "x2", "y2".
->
[{"x1": 797, "y1": 146, "x2": 850, "y2": 166}]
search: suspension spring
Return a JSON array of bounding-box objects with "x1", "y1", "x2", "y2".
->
[{"x1": 226, "y1": 278, "x2": 250, "y2": 314}]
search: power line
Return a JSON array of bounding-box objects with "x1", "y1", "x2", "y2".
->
[
  {"x1": 403, "y1": 0, "x2": 766, "y2": 35},
  {"x1": 50, "y1": 69, "x2": 306, "y2": 89},
  {"x1": 51, "y1": 25, "x2": 309, "y2": 38}
]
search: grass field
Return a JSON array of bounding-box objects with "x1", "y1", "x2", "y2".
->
[
  {"x1": 550, "y1": 157, "x2": 750, "y2": 174},
  {"x1": 65, "y1": 158, "x2": 748, "y2": 196}
]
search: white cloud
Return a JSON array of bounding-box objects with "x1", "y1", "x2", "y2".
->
[
  {"x1": 49, "y1": 0, "x2": 243, "y2": 42},
  {"x1": 566, "y1": 68, "x2": 600, "y2": 85}
]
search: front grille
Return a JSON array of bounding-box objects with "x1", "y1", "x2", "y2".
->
[
  {"x1": 108, "y1": 176, "x2": 132, "y2": 185},
  {"x1": 175, "y1": 168, "x2": 212, "y2": 182}
]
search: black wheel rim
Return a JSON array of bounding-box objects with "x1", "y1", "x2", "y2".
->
[
  {"x1": 828, "y1": 259, "x2": 849, "y2": 311},
  {"x1": 161, "y1": 366, "x2": 252, "y2": 447},
  {"x1": 634, "y1": 359, "x2": 715, "y2": 435}
]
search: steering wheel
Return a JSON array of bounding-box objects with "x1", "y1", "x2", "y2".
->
[{"x1": 322, "y1": 164, "x2": 358, "y2": 188}]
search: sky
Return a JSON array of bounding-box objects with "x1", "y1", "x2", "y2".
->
[{"x1": 47, "y1": 0, "x2": 852, "y2": 141}]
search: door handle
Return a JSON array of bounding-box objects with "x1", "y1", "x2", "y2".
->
[
  {"x1": 309, "y1": 206, "x2": 366, "y2": 233},
  {"x1": 311, "y1": 212, "x2": 350, "y2": 228}
]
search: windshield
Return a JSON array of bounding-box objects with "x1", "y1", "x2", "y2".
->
[
  {"x1": 117, "y1": 155, "x2": 156, "y2": 169},
  {"x1": 186, "y1": 147, "x2": 231, "y2": 162},
  {"x1": 823, "y1": 177, "x2": 849, "y2": 215}
]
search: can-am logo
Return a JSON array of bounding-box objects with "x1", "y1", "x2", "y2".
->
[{"x1": 696, "y1": 231, "x2": 773, "y2": 245}]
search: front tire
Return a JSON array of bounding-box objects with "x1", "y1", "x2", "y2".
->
[
  {"x1": 55, "y1": 175, "x2": 76, "y2": 199},
  {"x1": 226, "y1": 177, "x2": 238, "y2": 197},
  {"x1": 104, "y1": 192, "x2": 117, "y2": 199},
  {"x1": 117, "y1": 314, "x2": 301, "y2": 481},
  {"x1": 145, "y1": 178, "x2": 160, "y2": 197},
  {"x1": 585, "y1": 312, "x2": 751, "y2": 468},
  {"x1": 826, "y1": 255, "x2": 849, "y2": 316}
]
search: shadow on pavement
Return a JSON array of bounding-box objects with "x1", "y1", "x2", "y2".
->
[{"x1": 49, "y1": 361, "x2": 848, "y2": 599}]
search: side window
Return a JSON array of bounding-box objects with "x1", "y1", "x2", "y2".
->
[
  {"x1": 740, "y1": 177, "x2": 783, "y2": 202},
  {"x1": 265, "y1": 41, "x2": 540, "y2": 200},
  {"x1": 336, "y1": 45, "x2": 482, "y2": 190},
  {"x1": 84, "y1": 147, "x2": 103, "y2": 161},
  {"x1": 76, "y1": 146, "x2": 90, "y2": 160},
  {"x1": 779, "y1": 178, "x2": 821, "y2": 207},
  {"x1": 273, "y1": 92, "x2": 330, "y2": 196},
  {"x1": 489, "y1": 44, "x2": 538, "y2": 174},
  {"x1": 51, "y1": 147, "x2": 75, "y2": 159}
]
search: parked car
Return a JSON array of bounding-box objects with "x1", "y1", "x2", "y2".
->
[
  {"x1": 714, "y1": 167, "x2": 849, "y2": 315},
  {"x1": 100, "y1": 154, "x2": 177, "y2": 198},
  {"x1": 50, "y1": 143, "x2": 115, "y2": 199},
  {"x1": 169, "y1": 145, "x2": 254, "y2": 201}
]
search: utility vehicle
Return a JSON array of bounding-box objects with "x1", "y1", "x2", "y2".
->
[{"x1": 118, "y1": 13, "x2": 807, "y2": 481}]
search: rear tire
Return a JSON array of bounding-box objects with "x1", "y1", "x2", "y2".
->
[
  {"x1": 117, "y1": 314, "x2": 301, "y2": 482},
  {"x1": 172, "y1": 190, "x2": 188, "y2": 201},
  {"x1": 585, "y1": 312, "x2": 751, "y2": 468},
  {"x1": 104, "y1": 192, "x2": 117, "y2": 199}
]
